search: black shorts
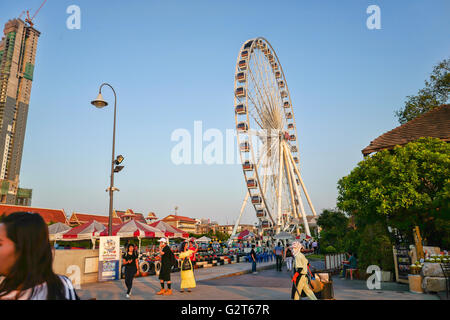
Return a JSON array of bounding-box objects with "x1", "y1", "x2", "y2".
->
[{"x1": 159, "y1": 265, "x2": 171, "y2": 281}]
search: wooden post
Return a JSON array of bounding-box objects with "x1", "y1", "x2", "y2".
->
[{"x1": 413, "y1": 226, "x2": 424, "y2": 260}]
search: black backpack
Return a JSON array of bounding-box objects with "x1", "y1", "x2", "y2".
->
[{"x1": 170, "y1": 250, "x2": 178, "y2": 268}]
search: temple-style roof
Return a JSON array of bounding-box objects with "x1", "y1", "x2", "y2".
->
[
  {"x1": 0, "y1": 204, "x2": 68, "y2": 224},
  {"x1": 362, "y1": 104, "x2": 450, "y2": 156}
]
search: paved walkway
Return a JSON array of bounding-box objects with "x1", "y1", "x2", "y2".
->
[
  {"x1": 77, "y1": 259, "x2": 441, "y2": 300},
  {"x1": 78, "y1": 260, "x2": 276, "y2": 300}
]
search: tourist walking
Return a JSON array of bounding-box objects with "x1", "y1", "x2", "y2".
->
[
  {"x1": 312, "y1": 240, "x2": 318, "y2": 254},
  {"x1": 179, "y1": 242, "x2": 196, "y2": 293},
  {"x1": 122, "y1": 243, "x2": 139, "y2": 298},
  {"x1": 284, "y1": 245, "x2": 294, "y2": 272},
  {"x1": 156, "y1": 238, "x2": 174, "y2": 296},
  {"x1": 0, "y1": 212, "x2": 79, "y2": 300},
  {"x1": 290, "y1": 241, "x2": 317, "y2": 300},
  {"x1": 250, "y1": 244, "x2": 257, "y2": 274},
  {"x1": 273, "y1": 242, "x2": 284, "y2": 271}
]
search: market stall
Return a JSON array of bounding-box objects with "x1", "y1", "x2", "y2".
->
[
  {"x1": 149, "y1": 220, "x2": 189, "y2": 239},
  {"x1": 61, "y1": 220, "x2": 106, "y2": 248},
  {"x1": 96, "y1": 219, "x2": 165, "y2": 253},
  {"x1": 48, "y1": 222, "x2": 72, "y2": 242}
]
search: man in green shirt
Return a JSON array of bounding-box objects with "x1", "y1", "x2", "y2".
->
[{"x1": 341, "y1": 252, "x2": 357, "y2": 278}]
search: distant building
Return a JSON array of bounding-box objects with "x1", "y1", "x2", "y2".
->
[
  {"x1": 162, "y1": 214, "x2": 197, "y2": 234},
  {"x1": 0, "y1": 204, "x2": 68, "y2": 224},
  {"x1": 115, "y1": 209, "x2": 146, "y2": 224},
  {"x1": 196, "y1": 220, "x2": 218, "y2": 234},
  {"x1": 0, "y1": 19, "x2": 40, "y2": 205},
  {"x1": 68, "y1": 212, "x2": 122, "y2": 227},
  {"x1": 146, "y1": 212, "x2": 157, "y2": 223},
  {"x1": 216, "y1": 224, "x2": 256, "y2": 236}
]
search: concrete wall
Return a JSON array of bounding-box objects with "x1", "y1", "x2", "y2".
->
[{"x1": 53, "y1": 249, "x2": 99, "y2": 286}]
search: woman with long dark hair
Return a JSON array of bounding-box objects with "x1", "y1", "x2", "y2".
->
[
  {"x1": 0, "y1": 212, "x2": 78, "y2": 300},
  {"x1": 122, "y1": 243, "x2": 139, "y2": 298}
]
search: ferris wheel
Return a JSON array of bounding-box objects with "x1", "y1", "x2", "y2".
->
[{"x1": 231, "y1": 37, "x2": 317, "y2": 239}]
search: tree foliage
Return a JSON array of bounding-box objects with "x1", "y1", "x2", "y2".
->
[
  {"x1": 316, "y1": 209, "x2": 350, "y2": 252},
  {"x1": 337, "y1": 137, "x2": 450, "y2": 248},
  {"x1": 395, "y1": 58, "x2": 449, "y2": 124},
  {"x1": 357, "y1": 222, "x2": 395, "y2": 272}
]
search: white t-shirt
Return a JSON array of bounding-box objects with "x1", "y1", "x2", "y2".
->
[{"x1": 0, "y1": 275, "x2": 78, "y2": 300}]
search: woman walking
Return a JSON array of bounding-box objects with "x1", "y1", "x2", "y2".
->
[
  {"x1": 179, "y1": 242, "x2": 196, "y2": 293},
  {"x1": 291, "y1": 241, "x2": 317, "y2": 300},
  {"x1": 0, "y1": 212, "x2": 79, "y2": 300},
  {"x1": 122, "y1": 243, "x2": 139, "y2": 298},
  {"x1": 284, "y1": 245, "x2": 294, "y2": 272}
]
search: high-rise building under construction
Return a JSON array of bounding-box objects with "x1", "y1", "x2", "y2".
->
[{"x1": 0, "y1": 19, "x2": 40, "y2": 205}]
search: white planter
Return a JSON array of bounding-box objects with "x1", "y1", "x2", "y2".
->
[{"x1": 375, "y1": 270, "x2": 392, "y2": 282}]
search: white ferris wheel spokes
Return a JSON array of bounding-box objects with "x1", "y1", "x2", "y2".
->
[{"x1": 231, "y1": 37, "x2": 318, "y2": 240}]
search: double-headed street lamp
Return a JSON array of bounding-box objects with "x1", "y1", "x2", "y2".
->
[{"x1": 91, "y1": 83, "x2": 125, "y2": 236}]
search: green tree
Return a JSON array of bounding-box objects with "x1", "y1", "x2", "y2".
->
[
  {"x1": 337, "y1": 137, "x2": 450, "y2": 248},
  {"x1": 316, "y1": 209, "x2": 350, "y2": 252},
  {"x1": 214, "y1": 231, "x2": 229, "y2": 242},
  {"x1": 357, "y1": 222, "x2": 394, "y2": 272},
  {"x1": 395, "y1": 58, "x2": 449, "y2": 124}
]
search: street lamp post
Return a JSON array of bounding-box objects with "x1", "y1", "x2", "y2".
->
[{"x1": 91, "y1": 83, "x2": 118, "y2": 236}]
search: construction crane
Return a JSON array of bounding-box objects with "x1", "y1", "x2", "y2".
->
[
  {"x1": 24, "y1": 0, "x2": 47, "y2": 27},
  {"x1": 18, "y1": 11, "x2": 26, "y2": 20}
]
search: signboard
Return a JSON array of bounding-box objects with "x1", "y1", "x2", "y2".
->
[
  {"x1": 98, "y1": 236, "x2": 120, "y2": 281},
  {"x1": 393, "y1": 245, "x2": 411, "y2": 284},
  {"x1": 85, "y1": 256, "x2": 98, "y2": 274}
]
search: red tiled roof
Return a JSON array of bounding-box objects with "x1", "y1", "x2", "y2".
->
[
  {"x1": 147, "y1": 212, "x2": 157, "y2": 219},
  {"x1": 116, "y1": 210, "x2": 135, "y2": 218},
  {"x1": 362, "y1": 104, "x2": 450, "y2": 156},
  {"x1": 133, "y1": 213, "x2": 147, "y2": 223},
  {"x1": 69, "y1": 212, "x2": 122, "y2": 226},
  {"x1": 162, "y1": 215, "x2": 196, "y2": 223},
  {"x1": 0, "y1": 204, "x2": 68, "y2": 224},
  {"x1": 116, "y1": 209, "x2": 147, "y2": 223}
]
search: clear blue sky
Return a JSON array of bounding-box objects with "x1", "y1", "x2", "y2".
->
[{"x1": 1, "y1": 1, "x2": 449, "y2": 224}]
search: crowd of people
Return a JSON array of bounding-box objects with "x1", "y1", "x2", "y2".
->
[
  {"x1": 0, "y1": 211, "x2": 325, "y2": 300},
  {"x1": 127, "y1": 237, "x2": 200, "y2": 297}
]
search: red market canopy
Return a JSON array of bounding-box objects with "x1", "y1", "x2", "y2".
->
[
  {"x1": 295, "y1": 235, "x2": 312, "y2": 240},
  {"x1": 62, "y1": 220, "x2": 106, "y2": 240},
  {"x1": 237, "y1": 229, "x2": 255, "y2": 240},
  {"x1": 149, "y1": 220, "x2": 189, "y2": 239},
  {"x1": 96, "y1": 219, "x2": 165, "y2": 238}
]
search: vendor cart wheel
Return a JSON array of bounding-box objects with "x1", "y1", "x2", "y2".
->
[
  {"x1": 154, "y1": 261, "x2": 161, "y2": 275},
  {"x1": 139, "y1": 261, "x2": 150, "y2": 273}
]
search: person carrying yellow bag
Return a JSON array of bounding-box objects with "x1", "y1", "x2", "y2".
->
[
  {"x1": 290, "y1": 241, "x2": 317, "y2": 300},
  {"x1": 179, "y1": 242, "x2": 196, "y2": 293}
]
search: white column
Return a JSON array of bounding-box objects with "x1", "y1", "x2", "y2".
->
[
  {"x1": 283, "y1": 143, "x2": 311, "y2": 237},
  {"x1": 276, "y1": 141, "x2": 284, "y2": 233}
]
